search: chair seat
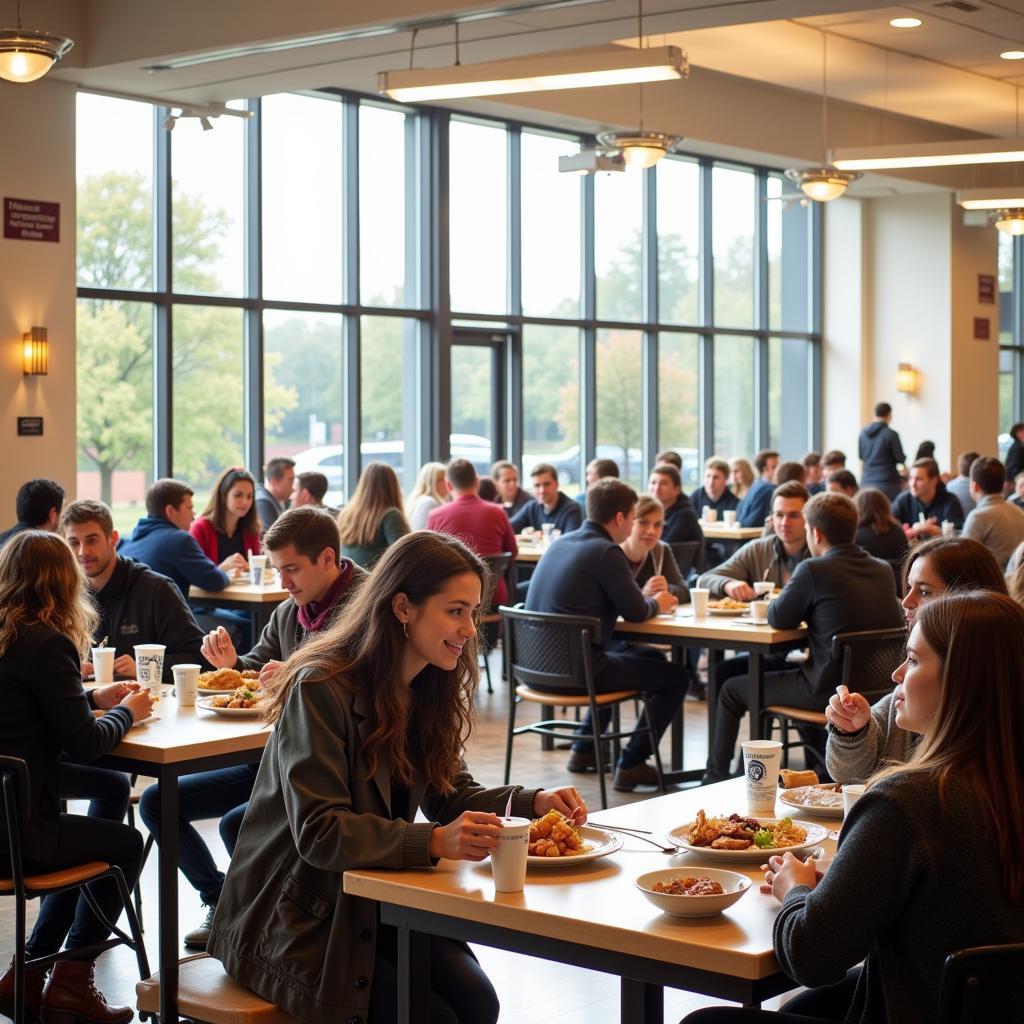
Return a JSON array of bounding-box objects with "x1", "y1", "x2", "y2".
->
[
  {"x1": 0, "y1": 861, "x2": 111, "y2": 894},
  {"x1": 764, "y1": 705, "x2": 827, "y2": 727},
  {"x1": 136, "y1": 954, "x2": 300, "y2": 1024},
  {"x1": 516, "y1": 684, "x2": 639, "y2": 707}
]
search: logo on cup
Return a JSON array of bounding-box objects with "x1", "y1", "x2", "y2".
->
[{"x1": 746, "y1": 760, "x2": 767, "y2": 783}]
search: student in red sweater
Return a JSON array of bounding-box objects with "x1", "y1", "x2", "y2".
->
[{"x1": 190, "y1": 467, "x2": 262, "y2": 572}]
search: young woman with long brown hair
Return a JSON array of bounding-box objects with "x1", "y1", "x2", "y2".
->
[
  {"x1": 190, "y1": 466, "x2": 262, "y2": 572},
  {"x1": 0, "y1": 531, "x2": 152, "y2": 1024},
  {"x1": 853, "y1": 486, "x2": 908, "y2": 586},
  {"x1": 337, "y1": 461, "x2": 410, "y2": 568},
  {"x1": 207, "y1": 531, "x2": 585, "y2": 1024}
]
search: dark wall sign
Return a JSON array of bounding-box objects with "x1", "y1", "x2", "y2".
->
[
  {"x1": 978, "y1": 274, "x2": 996, "y2": 305},
  {"x1": 974, "y1": 317, "x2": 991, "y2": 340},
  {"x1": 17, "y1": 417, "x2": 44, "y2": 436},
  {"x1": 3, "y1": 198, "x2": 60, "y2": 242}
]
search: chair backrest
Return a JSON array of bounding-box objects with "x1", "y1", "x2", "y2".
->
[
  {"x1": 669, "y1": 541, "x2": 702, "y2": 577},
  {"x1": 939, "y1": 943, "x2": 1024, "y2": 1024},
  {"x1": 499, "y1": 605, "x2": 600, "y2": 695},
  {"x1": 0, "y1": 756, "x2": 30, "y2": 890},
  {"x1": 481, "y1": 553, "x2": 513, "y2": 611},
  {"x1": 830, "y1": 627, "x2": 906, "y2": 702}
]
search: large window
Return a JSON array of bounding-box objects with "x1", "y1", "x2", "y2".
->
[
  {"x1": 658, "y1": 333, "x2": 700, "y2": 487},
  {"x1": 597, "y1": 330, "x2": 644, "y2": 488},
  {"x1": 712, "y1": 166, "x2": 756, "y2": 327},
  {"x1": 596, "y1": 170, "x2": 644, "y2": 322},
  {"x1": 657, "y1": 159, "x2": 700, "y2": 325},
  {"x1": 523, "y1": 325, "x2": 580, "y2": 488}
]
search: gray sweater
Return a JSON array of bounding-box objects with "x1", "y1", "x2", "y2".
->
[
  {"x1": 774, "y1": 772, "x2": 1024, "y2": 1024},
  {"x1": 824, "y1": 692, "x2": 916, "y2": 784},
  {"x1": 697, "y1": 535, "x2": 809, "y2": 597}
]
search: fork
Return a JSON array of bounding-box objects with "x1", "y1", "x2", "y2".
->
[{"x1": 599, "y1": 825, "x2": 677, "y2": 854}]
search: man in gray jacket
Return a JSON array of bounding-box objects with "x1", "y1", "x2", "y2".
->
[{"x1": 962, "y1": 455, "x2": 1024, "y2": 569}]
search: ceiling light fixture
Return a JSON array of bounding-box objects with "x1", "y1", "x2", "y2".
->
[
  {"x1": 833, "y1": 137, "x2": 1024, "y2": 170},
  {"x1": 889, "y1": 17, "x2": 922, "y2": 28},
  {"x1": 992, "y1": 209, "x2": 1024, "y2": 235},
  {"x1": 957, "y1": 187, "x2": 1024, "y2": 210},
  {"x1": 1001, "y1": 50, "x2": 1024, "y2": 60},
  {"x1": 558, "y1": 148, "x2": 626, "y2": 174},
  {"x1": 0, "y1": 0, "x2": 72, "y2": 83}
]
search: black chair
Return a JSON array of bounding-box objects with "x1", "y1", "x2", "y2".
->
[
  {"x1": 0, "y1": 755, "x2": 150, "y2": 1024},
  {"x1": 939, "y1": 942, "x2": 1024, "y2": 1023},
  {"x1": 499, "y1": 605, "x2": 665, "y2": 809},
  {"x1": 669, "y1": 541, "x2": 703, "y2": 578},
  {"x1": 478, "y1": 553, "x2": 514, "y2": 695}
]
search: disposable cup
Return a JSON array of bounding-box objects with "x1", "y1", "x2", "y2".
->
[
  {"x1": 703, "y1": 507, "x2": 718, "y2": 523},
  {"x1": 691, "y1": 588, "x2": 709, "y2": 618},
  {"x1": 941, "y1": 520, "x2": 955, "y2": 537},
  {"x1": 749, "y1": 600, "x2": 769, "y2": 623},
  {"x1": 753, "y1": 581, "x2": 774, "y2": 598},
  {"x1": 134, "y1": 644, "x2": 166, "y2": 699},
  {"x1": 842, "y1": 784, "x2": 866, "y2": 817},
  {"x1": 491, "y1": 817, "x2": 530, "y2": 893},
  {"x1": 742, "y1": 740, "x2": 783, "y2": 814},
  {"x1": 173, "y1": 663, "x2": 201, "y2": 707},
  {"x1": 723, "y1": 510, "x2": 737, "y2": 527},
  {"x1": 249, "y1": 553, "x2": 268, "y2": 586},
  {"x1": 92, "y1": 647, "x2": 115, "y2": 685}
]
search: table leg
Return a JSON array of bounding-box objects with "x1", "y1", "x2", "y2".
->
[
  {"x1": 706, "y1": 649, "x2": 723, "y2": 743},
  {"x1": 395, "y1": 927, "x2": 430, "y2": 1024},
  {"x1": 620, "y1": 978, "x2": 663, "y2": 1024},
  {"x1": 670, "y1": 647, "x2": 684, "y2": 770},
  {"x1": 747, "y1": 651, "x2": 764, "y2": 742},
  {"x1": 157, "y1": 767, "x2": 181, "y2": 1024}
]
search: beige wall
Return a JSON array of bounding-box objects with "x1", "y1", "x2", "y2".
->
[{"x1": 0, "y1": 79, "x2": 78, "y2": 523}]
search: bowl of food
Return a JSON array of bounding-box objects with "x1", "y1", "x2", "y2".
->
[{"x1": 635, "y1": 868, "x2": 751, "y2": 918}]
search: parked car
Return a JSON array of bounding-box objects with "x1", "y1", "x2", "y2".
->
[{"x1": 523, "y1": 445, "x2": 699, "y2": 489}]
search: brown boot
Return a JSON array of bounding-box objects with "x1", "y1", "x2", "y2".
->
[
  {"x1": 0, "y1": 955, "x2": 47, "y2": 1023},
  {"x1": 40, "y1": 960, "x2": 133, "y2": 1024}
]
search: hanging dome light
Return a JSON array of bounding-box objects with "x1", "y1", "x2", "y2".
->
[
  {"x1": 992, "y1": 209, "x2": 1024, "y2": 235},
  {"x1": 596, "y1": 130, "x2": 681, "y2": 170},
  {"x1": 0, "y1": 0, "x2": 73, "y2": 85},
  {"x1": 784, "y1": 167, "x2": 861, "y2": 203}
]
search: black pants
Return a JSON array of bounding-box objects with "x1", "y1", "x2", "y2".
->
[
  {"x1": 369, "y1": 926, "x2": 499, "y2": 1024},
  {"x1": 24, "y1": 813, "x2": 143, "y2": 959},
  {"x1": 58, "y1": 762, "x2": 131, "y2": 823}
]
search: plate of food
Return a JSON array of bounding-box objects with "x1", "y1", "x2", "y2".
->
[
  {"x1": 197, "y1": 667, "x2": 261, "y2": 695},
  {"x1": 706, "y1": 598, "x2": 749, "y2": 616},
  {"x1": 635, "y1": 868, "x2": 751, "y2": 918},
  {"x1": 197, "y1": 686, "x2": 264, "y2": 717},
  {"x1": 526, "y1": 810, "x2": 622, "y2": 867},
  {"x1": 778, "y1": 783, "x2": 845, "y2": 818},
  {"x1": 667, "y1": 810, "x2": 828, "y2": 861}
]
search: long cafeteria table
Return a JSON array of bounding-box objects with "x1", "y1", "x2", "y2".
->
[{"x1": 188, "y1": 578, "x2": 290, "y2": 635}]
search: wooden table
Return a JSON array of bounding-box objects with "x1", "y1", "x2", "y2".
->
[
  {"x1": 188, "y1": 579, "x2": 290, "y2": 636},
  {"x1": 514, "y1": 541, "x2": 543, "y2": 564},
  {"x1": 344, "y1": 777, "x2": 833, "y2": 1023},
  {"x1": 699, "y1": 524, "x2": 765, "y2": 543},
  {"x1": 96, "y1": 698, "x2": 270, "y2": 1024}
]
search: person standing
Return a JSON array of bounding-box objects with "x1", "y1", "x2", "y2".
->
[
  {"x1": 0, "y1": 478, "x2": 65, "y2": 549},
  {"x1": 858, "y1": 402, "x2": 906, "y2": 500},
  {"x1": 254, "y1": 457, "x2": 295, "y2": 532}
]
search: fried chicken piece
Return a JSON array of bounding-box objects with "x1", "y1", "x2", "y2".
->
[{"x1": 711, "y1": 836, "x2": 753, "y2": 850}]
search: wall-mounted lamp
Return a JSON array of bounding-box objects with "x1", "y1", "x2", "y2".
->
[
  {"x1": 22, "y1": 326, "x2": 48, "y2": 375},
  {"x1": 896, "y1": 362, "x2": 917, "y2": 395}
]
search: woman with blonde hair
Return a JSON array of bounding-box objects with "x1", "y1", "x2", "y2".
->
[
  {"x1": 0, "y1": 532, "x2": 152, "y2": 1024},
  {"x1": 729, "y1": 458, "x2": 755, "y2": 501},
  {"x1": 406, "y1": 461, "x2": 448, "y2": 530},
  {"x1": 338, "y1": 462, "x2": 410, "y2": 568}
]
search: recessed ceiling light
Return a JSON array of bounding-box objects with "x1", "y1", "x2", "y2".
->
[
  {"x1": 889, "y1": 17, "x2": 922, "y2": 28},
  {"x1": 1001, "y1": 50, "x2": 1024, "y2": 59}
]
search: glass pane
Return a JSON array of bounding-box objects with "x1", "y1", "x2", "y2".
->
[
  {"x1": 768, "y1": 337, "x2": 812, "y2": 456},
  {"x1": 264, "y1": 311, "x2": 343, "y2": 507},
  {"x1": 768, "y1": 175, "x2": 812, "y2": 331},
  {"x1": 1000, "y1": 348, "x2": 1015, "y2": 445},
  {"x1": 596, "y1": 170, "x2": 643, "y2": 321},
  {"x1": 262, "y1": 93, "x2": 343, "y2": 304},
  {"x1": 76, "y1": 299, "x2": 154, "y2": 535},
  {"x1": 713, "y1": 165, "x2": 755, "y2": 327},
  {"x1": 597, "y1": 329, "x2": 643, "y2": 488},
  {"x1": 657, "y1": 158, "x2": 700, "y2": 325},
  {"x1": 361, "y1": 316, "x2": 417, "y2": 487},
  {"x1": 999, "y1": 232, "x2": 1013, "y2": 345},
  {"x1": 361, "y1": 104, "x2": 412, "y2": 307},
  {"x1": 77, "y1": 94, "x2": 154, "y2": 291},
  {"x1": 521, "y1": 132, "x2": 581, "y2": 317},
  {"x1": 172, "y1": 103, "x2": 246, "y2": 296},
  {"x1": 450, "y1": 347, "x2": 494, "y2": 473},
  {"x1": 658, "y1": 334, "x2": 700, "y2": 489},
  {"x1": 713, "y1": 335, "x2": 755, "y2": 458},
  {"x1": 449, "y1": 120, "x2": 507, "y2": 313},
  {"x1": 172, "y1": 306, "x2": 245, "y2": 496},
  {"x1": 523, "y1": 325, "x2": 580, "y2": 492}
]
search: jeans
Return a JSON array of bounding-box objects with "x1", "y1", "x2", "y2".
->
[
  {"x1": 58, "y1": 762, "x2": 131, "y2": 822},
  {"x1": 138, "y1": 763, "x2": 258, "y2": 906}
]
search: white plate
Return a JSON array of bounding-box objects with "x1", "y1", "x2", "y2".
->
[
  {"x1": 778, "y1": 784, "x2": 845, "y2": 819},
  {"x1": 635, "y1": 868, "x2": 751, "y2": 918},
  {"x1": 196, "y1": 697, "x2": 262, "y2": 718},
  {"x1": 667, "y1": 817, "x2": 829, "y2": 861},
  {"x1": 527, "y1": 825, "x2": 622, "y2": 868},
  {"x1": 706, "y1": 605, "x2": 749, "y2": 616}
]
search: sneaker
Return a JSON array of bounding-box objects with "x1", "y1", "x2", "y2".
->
[
  {"x1": 184, "y1": 904, "x2": 217, "y2": 950},
  {"x1": 566, "y1": 748, "x2": 613, "y2": 773},
  {"x1": 685, "y1": 681, "x2": 708, "y2": 702},
  {"x1": 612, "y1": 761, "x2": 661, "y2": 792}
]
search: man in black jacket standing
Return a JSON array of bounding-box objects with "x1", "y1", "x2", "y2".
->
[
  {"x1": 858, "y1": 401, "x2": 906, "y2": 500},
  {"x1": 526, "y1": 478, "x2": 686, "y2": 792}
]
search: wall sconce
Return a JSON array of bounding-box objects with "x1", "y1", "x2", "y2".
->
[
  {"x1": 22, "y1": 326, "x2": 48, "y2": 375},
  {"x1": 896, "y1": 362, "x2": 917, "y2": 395}
]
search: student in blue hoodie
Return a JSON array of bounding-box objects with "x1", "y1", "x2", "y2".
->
[{"x1": 858, "y1": 402, "x2": 906, "y2": 501}]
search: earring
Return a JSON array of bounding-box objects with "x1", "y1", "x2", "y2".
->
[{"x1": 402, "y1": 621, "x2": 409, "y2": 639}]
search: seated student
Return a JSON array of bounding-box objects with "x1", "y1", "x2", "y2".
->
[
  {"x1": 509, "y1": 462, "x2": 583, "y2": 536},
  {"x1": 426, "y1": 459, "x2": 517, "y2": 606},
  {"x1": 207, "y1": 532, "x2": 585, "y2": 1024},
  {"x1": 854, "y1": 487, "x2": 908, "y2": 587},
  {"x1": 406, "y1": 462, "x2": 448, "y2": 530},
  {"x1": 655, "y1": 449, "x2": 683, "y2": 471},
  {"x1": 688, "y1": 592, "x2": 1024, "y2": 1024},
  {"x1": 190, "y1": 466, "x2": 261, "y2": 570},
  {"x1": 826, "y1": 536, "x2": 1006, "y2": 785},
  {"x1": 0, "y1": 531, "x2": 152, "y2": 1024},
  {"x1": 620, "y1": 495, "x2": 689, "y2": 603},
  {"x1": 254, "y1": 456, "x2": 295, "y2": 532},
  {"x1": 477, "y1": 476, "x2": 498, "y2": 503},
  {"x1": 802, "y1": 452, "x2": 825, "y2": 494},
  {"x1": 946, "y1": 449, "x2": 980, "y2": 516},
  {"x1": 775, "y1": 461, "x2": 807, "y2": 486},
  {"x1": 338, "y1": 462, "x2": 410, "y2": 569},
  {"x1": 291, "y1": 470, "x2": 338, "y2": 517},
  {"x1": 962, "y1": 455, "x2": 1024, "y2": 568},
  {"x1": 736, "y1": 449, "x2": 780, "y2": 527},
  {"x1": 703, "y1": 492, "x2": 903, "y2": 783},
  {"x1": 525, "y1": 479, "x2": 683, "y2": 792},
  {"x1": 822, "y1": 449, "x2": 847, "y2": 476},
  {"x1": 827, "y1": 468, "x2": 858, "y2": 497},
  {"x1": 140, "y1": 507, "x2": 365, "y2": 949},
  {"x1": 119, "y1": 478, "x2": 232, "y2": 599},
  {"x1": 1009, "y1": 470, "x2": 1024, "y2": 510},
  {"x1": 689, "y1": 458, "x2": 740, "y2": 519},
  {"x1": 491, "y1": 460, "x2": 530, "y2": 516},
  {"x1": 574, "y1": 458, "x2": 619, "y2": 510},
  {"x1": 0, "y1": 477, "x2": 65, "y2": 548},
  {"x1": 892, "y1": 457, "x2": 964, "y2": 539},
  {"x1": 648, "y1": 463, "x2": 703, "y2": 544},
  {"x1": 730, "y1": 458, "x2": 755, "y2": 501}
]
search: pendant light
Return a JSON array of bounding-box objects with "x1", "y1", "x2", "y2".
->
[
  {"x1": 0, "y1": 0, "x2": 73, "y2": 84},
  {"x1": 785, "y1": 31, "x2": 860, "y2": 202}
]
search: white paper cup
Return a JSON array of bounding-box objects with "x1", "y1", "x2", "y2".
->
[
  {"x1": 723, "y1": 510, "x2": 737, "y2": 527},
  {"x1": 491, "y1": 817, "x2": 530, "y2": 893},
  {"x1": 742, "y1": 740, "x2": 783, "y2": 814},
  {"x1": 750, "y1": 600, "x2": 769, "y2": 623},
  {"x1": 941, "y1": 520, "x2": 955, "y2": 537},
  {"x1": 703, "y1": 507, "x2": 718, "y2": 523},
  {"x1": 842, "y1": 784, "x2": 866, "y2": 817},
  {"x1": 134, "y1": 644, "x2": 166, "y2": 698},
  {"x1": 753, "y1": 581, "x2": 774, "y2": 598},
  {"x1": 173, "y1": 663, "x2": 201, "y2": 707},
  {"x1": 249, "y1": 553, "x2": 268, "y2": 586},
  {"x1": 91, "y1": 647, "x2": 115, "y2": 684},
  {"x1": 691, "y1": 588, "x2": 709, "y2": 618}
]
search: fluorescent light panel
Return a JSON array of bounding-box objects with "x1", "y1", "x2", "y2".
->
[
  {"x1": 379, "y1": 45, "x2": 685, "y2": 102},
  {"x1": 833, "y1": 138, "x2": 1024, "y2": 170},
  {"x1": 957, "y1": 187, "x2": 1024, "y2": 210}
]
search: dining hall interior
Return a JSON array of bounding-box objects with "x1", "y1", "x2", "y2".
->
[{"x1": 1, "y1": 0, "x2": 1024, "y2": 1022}]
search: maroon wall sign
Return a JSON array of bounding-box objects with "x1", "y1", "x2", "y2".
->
[
  {"x1": 978, "y1": 274, "x2": 996, "y2": 305},
  {"x1": 974, "y1": 317, "x2": 991, "y2": 340},
  {"x1": 3, "y1": 197, "x2": 60, "y2": 242}
]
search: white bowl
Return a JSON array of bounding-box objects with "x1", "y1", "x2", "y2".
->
[{"x1": 635, "y1": 868, "x2": 751, "y2": 918}]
